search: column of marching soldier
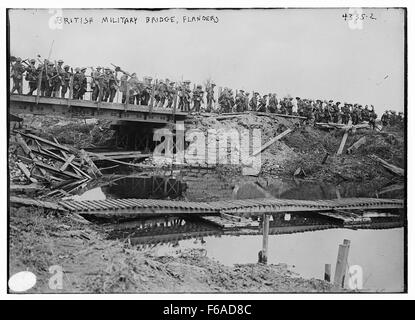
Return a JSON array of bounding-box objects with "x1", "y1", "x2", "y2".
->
[{"x1": 10, "y1": 57, "x2": 403, "y2": 128}]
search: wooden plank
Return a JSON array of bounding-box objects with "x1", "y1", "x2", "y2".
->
[
  {"x1": 16, "y1": 131, "x2": 71, "y2": 152},
  {"x1": 33, "y1": 161, "x2": 83, "y2": 179},
  {"x1": 336, "y1": 131, "x2": 349, "y2": 155},
  {"x1": 369, "y1": 155, "x2": 404, "y2": 177},
  {"x1": 16, "y1": 162, "x2": 37, "y2": 183},
  {"x1": 10, "y1": 196, "x2": 64, "y2": 211},
  {"x1": 15, "y1": 134, "x2": 48, "y2": 177},
  {"x1": 253, "y1": 128, "x2": 292, "y2": 156},
  {"x1": 346, "y1": 136, "x2": 367, "y2": 154},
  {"x1": 79, "y1": 149, "x2": 102, "y2": 177},
  {"x1": 59, "y1": 154, "x2": 75, "y2": 171},
  {"x1": 53, "y1": 137, "x2": 69, "y2": 159}
]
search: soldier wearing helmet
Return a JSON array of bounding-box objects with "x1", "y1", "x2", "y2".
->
[
  {"x1": 60, "y1": 65, "x2": 72, "y2": 98},
  {"x1": 10, "y1": 57, "x2": 26, "y2": 94},
  {"x1": 25, "y1": 58, "x2": 38, "y2": 95},
  {"x1": 140, "y1": 76, "x2": 152, "y2": 106},
  {"x1": 192, "y1": 84, "x2": 204, "y2": 113},
  {"x1": 205, "y1": 82, "x2": 216, "y2": 112}
]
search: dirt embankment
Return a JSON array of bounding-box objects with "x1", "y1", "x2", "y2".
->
[
  {"x1": 9, "y1": 206, "x2": 339, "y2": 293},
  {"x1": 190, "y1": 114, "x2": 404, "y2": 187}
]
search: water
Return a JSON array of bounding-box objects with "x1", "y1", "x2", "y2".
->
[
  {"x1": 168, "y1": 228, "x2": 404, "y2": 292},
  {"x1": 68, "y1": 169, "x2": 403, "y2": 202},
  {"x1": 67, "y1": 170, "x2": 405, "y2": 292}
]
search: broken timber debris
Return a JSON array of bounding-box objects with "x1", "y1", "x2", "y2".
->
[
  {"x1": 12, "y1": 130, "x2": 102, "y2": 185},
  {"x1": 369, "y1": 154, "x2": 404, "y2": 177},
  {"x1": 253, "y1": 128, "x2": 293, "y2": 156},
  {"x1": 346, "y1": 136, "x2": 367, "y2": 154},
  {"x1": 315, "y1": 122, "x2": 370, "y2": 131}
]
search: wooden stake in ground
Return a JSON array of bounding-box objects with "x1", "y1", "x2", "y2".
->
[
  {"x1": 334, "y1": 239, "x2": 351, "y2": 289},
  {"x1": 337, "y1": 131, "x2": 349, "y2": 155},
  {"x1": 324, "y1": 264, "x2": 331, "y2": 282},
  {"x1": 258, "y1": 214, "x2": 270, "y2": 264}
]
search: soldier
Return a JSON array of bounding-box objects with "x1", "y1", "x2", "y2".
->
[
  {"x1": 141, "y1": 76, "x2": 152, "y2": 106},
  {"x1": 332, "y1": 102, "x2": 341, "y2": 123},
  {"x1": 166, "y1": 81, "x2": 176, "y2": 108},
  {"x1": 178, "y1": 81, "x2": 191, "y2": 112},
  {"x1": 249, "y1": 92, "x2": 259, "y2": 111},
  {"x1": 257, "y1": 94, "x2": 268, "y2": 112},
  {"x1": 351, "y1": 104, "x2": 359, "y2": 125},
  {"x1": 101, "y1": 68, "x2": 111, "y2": 102},
  {"x1": 268, "y1": 94, "x2": 278, "y2": 113},
  {"x1": 390, "y1": 110, "x2": 397, "y2": 126},
  {"x1": 107, "y1": 70, "x2": 118, "y2": 103},
  {"x1": 155, "y1": 80, "x2": 168, "y2": 108},
  {"x1": 10, "y1": 57, "x2": 26, "y2": 94},
  {"x1": 341, "y1": 103, "x2": 350, "y2": 124},
  {"x1": 119, "y1": 73, "x2": 129, "y2": 103},
  {"x1": 60, "y1": 65, "x2": 72, "y2": 98},
  {"x1": 36, "y1": 62, "x2": 45, "y2": 96},
  {"x1": 43, "y1": 61, "x2": 55, "y2": 97},
  {"x1": 227, "y1": 88, "x2": 235, "y2": 112},
  {"x1": 362, "y1": 105, "x2": 370, "y2": 122},
  {"x1": 79, "y1": 67, "x2": 88, "y2": 99},
  {"x1": 279, "y1": 97, "x2": 287, "y2": 114},
  {"x1": 205, "y1": 83, "x2": 216, "y2": 112},
  {"x1": 127, "y1": 73, "x2": 140, "y2": 104},
  {"x1": 192, "y1": 85, "x2": 204, "y2": 113},
  {"x1": 243, "y1": 92, "x2": 250, "y2": 112},
  {"x1": 296, "y1": 97, "x2": 303, "y2": 116},
  {"x1": 286, "y1": 96, "x2": 294, "y2": 115},
  {"x1": 91, "y1": 66, "x2": 103, "y2": 101},
  {"x1": 25, "y1": 59, "x2": 38, "y2": 96},
  {"x1": 72, "y1": 67, "x2": 86, "y2": 99},
  {"x1": 368, "y1": 105, "x2": 377, "y2": 130},
  {"x1": 51, "y1": 59, "x2": 65, "y2": 97},
  {"x1": 235, "y1": 90, "x2": 245, "y2": 112}
]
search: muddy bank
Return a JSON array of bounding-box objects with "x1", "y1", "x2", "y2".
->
[
  {"x1": 9, "y1": 206, "x2": 341, "y2": 293},
  {"x1": 188, "y1": 114, "x2": 404, "y2": 191}
]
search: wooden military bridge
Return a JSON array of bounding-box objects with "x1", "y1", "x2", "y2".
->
[
  {"x1": 9, "y1": 94, "x2": 188, "y2": 124},
  {"x1": 11, "y1": 196, "x2": 404, "y2": 222}
]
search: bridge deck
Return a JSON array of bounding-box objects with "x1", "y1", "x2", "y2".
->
[
  {"x1": 55, "y1": 197, "x2": 404, "y2": 217},
  {"x1": 9, "y1": 94, "x2": 187, "y2": 124}
]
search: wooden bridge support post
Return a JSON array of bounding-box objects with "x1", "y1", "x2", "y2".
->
[
  {"x1": 334, "y1": 239, "x2": 351, "y2": 289},
  {"x1": 258, "y1": 213, "x2": 270, "y2": 264}
]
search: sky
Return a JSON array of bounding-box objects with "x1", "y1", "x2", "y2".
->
[{"x1": 8, "y1": 8, "x2": 405, "y2": 114}]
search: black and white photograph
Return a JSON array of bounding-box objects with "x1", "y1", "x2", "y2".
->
[{"x1": 3, "y1": 3, "x2": 410, "y2": 299}]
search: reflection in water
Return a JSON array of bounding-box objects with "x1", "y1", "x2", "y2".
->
[
  {"x1": 71, "y1": 170, "x2": 403, "y2": 202},
  {"x1": 106, "y1": 216, "x2": 223, "y2": 246},
  {"x1": 69, "y1": 170, "x2": 404, "y2": 292},
  {"x1": 154, "y1": 227, "x2": 405, "y2": 293},
  {"x1": 105, "y1": 213, "x2": 404, "y2": 292}
]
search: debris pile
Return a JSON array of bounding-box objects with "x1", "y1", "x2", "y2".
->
[{"x1": 10, "y1": 130, "x2": 102, "y2": 192}]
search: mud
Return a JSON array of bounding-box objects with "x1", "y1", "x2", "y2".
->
[{"x1": 9, "y1": 206, "x2": 341, "y2": 293}]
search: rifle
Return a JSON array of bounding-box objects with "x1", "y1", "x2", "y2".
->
[{"x1": 111, "y1": 63, "x2": 132, "y2": 77}]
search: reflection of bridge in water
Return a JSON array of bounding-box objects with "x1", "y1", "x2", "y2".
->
[
  {"x1": 106, "y1": 216, "x2": 222, "y2": 247},
  {"x1": 105, "y1": 212, "x2": 405, "y2": 249}
]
